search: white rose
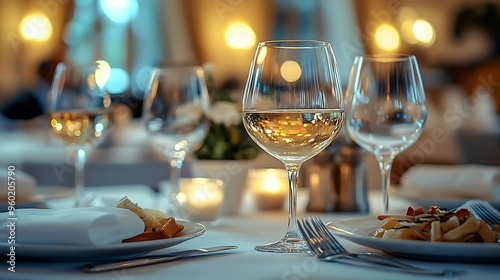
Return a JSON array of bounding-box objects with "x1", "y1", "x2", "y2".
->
[{"x1": 207, "y1": 101, "x2": 241, "y2": 127}]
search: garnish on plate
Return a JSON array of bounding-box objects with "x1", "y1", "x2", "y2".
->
[
  {"x1": 374, "y1": 206, "x2": 500, "y2": 243},
  {"x1": 116, "y1": 196, "x2": 184, "y2": 243}
]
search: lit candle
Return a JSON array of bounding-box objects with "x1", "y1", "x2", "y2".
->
[
  {"x1": 248, "y1": 169, "x2": 288, "y2": 210},
  {"x1": 176, "y1": 178, "x2": 224, "y2": 222}
]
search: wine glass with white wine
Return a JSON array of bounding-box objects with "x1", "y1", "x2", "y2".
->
[
  {"x1": 48, "y1": 60, "x2": 112, "y2": 207},
  {"x1": 142, "y1": 66, "x2": 210, "y2": 217},
  {"x1": 242, "y1": 40, "x2": 345, "y2": 253},
  {"x1": 345, "y1": 54, "x2": 427, "y2": 214}
]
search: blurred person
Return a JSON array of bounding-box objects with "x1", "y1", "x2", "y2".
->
[{"x1": 0, "y1": 58, "x2": 60, "y2": 120}]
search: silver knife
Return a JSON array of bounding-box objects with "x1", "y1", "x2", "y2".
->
[{"x1": 84, "y1": 245, "x2": 238, "y2": 272}]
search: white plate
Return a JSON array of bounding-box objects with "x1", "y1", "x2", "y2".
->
[
  {"x1": 327, "y1": 216, "x2": 500, "y2": 262},
  {"x1": 391, "y1": 189, "x2": 500, "y2": 210},
  {"x1": 0, "y1": 220, "x2": 205, "y2": 261}
]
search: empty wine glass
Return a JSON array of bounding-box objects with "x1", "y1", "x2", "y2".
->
[
  {"x1": 345, "y1": 54, "x2": 427, "y2": 214},
  {"x1": 242, "y1": 40, "x2": 345, "y2": 253},
  {"x1": 47, "y1": 60, "x2": 112, "y2": 207},
  {"x1": 142, "y1": 66, "x2": 210, "y2": 216}
]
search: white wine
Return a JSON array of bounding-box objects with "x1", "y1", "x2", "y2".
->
[
  {"x1": 49, "y1": 109, "x2": 109, "y2": 146},
  {"x1": 243, "y1": 109, "x2": 344, "y2": 162}
]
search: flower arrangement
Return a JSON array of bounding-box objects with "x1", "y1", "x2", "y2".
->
[{"x1": 195, "y1": 73, "x2": 260, "y2": 160}]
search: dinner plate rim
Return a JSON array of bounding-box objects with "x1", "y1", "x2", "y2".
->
[
  {"x1": 326, "y1": 215, "x2": 500, "y2": 262},
  {"x1": 0, "y1": 220, "x2": 206, "y2": 261},
  {"x1": 391, "y1": 189, "x2": 500, "y2": 210}
]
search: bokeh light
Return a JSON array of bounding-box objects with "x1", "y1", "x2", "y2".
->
[
  {"x1": 19, "y1": 14, "x2": 52, "y2": 42},
  {"x1": 99, "y1": 0, "x2": 138, "y2": 24},
  {"x1": 375, "y1": 24, "x2": 400, "y2": 51},
  {"x1": 225, "y1": 22, "x2": 256, "y2": 49},
  {"x1": 105, "y1": 68, "x2": 130, "y2": 94},
  {"x1": 95, "y1": 60, "x2": 111, "y2": 88},
  {"x1": 280, "y1": 60, "x2": 302, "y2": 82},
  {"x1": 400, "y1": 19, "x2": 418, "y2": 44},
  {"x1": 413, "y1": 19, "x2": 436, "y2": 45}
]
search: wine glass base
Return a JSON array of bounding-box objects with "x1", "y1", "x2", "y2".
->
[{"x1": 255, "y1": 237, "x2": 309, "y2": 253}]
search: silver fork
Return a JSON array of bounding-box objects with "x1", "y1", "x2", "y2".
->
[
  {"x1": 298, "y1": 216, "x2": 460, "y2": 276},
  {"x1": 466, "y1": 201, "x2": 500, "y2": 226}
]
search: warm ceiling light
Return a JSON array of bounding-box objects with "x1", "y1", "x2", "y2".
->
[
  {"x1": 413, "y1": 19, "x2": 435, "y2": 45},
  {"x1": 19, "y1": 14, "x2": 52, "y2": 42},
  {"x1": 225, "y1": 22, "x2": 256, "y2": 49},
  {"x1": 375, "y1": 24, "x2": 400, "y2": 51}
]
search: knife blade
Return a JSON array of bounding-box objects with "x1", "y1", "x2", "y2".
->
[{"x1": 84, "y1": 245, "x2": 237, "y2": 272}]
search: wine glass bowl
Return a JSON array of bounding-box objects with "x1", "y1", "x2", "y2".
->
[
  {"x1": 242, "y1": 40, "x2": 344, "y2": 253},
  {"x1": 142, "y1": 66, "x2": 210, "y2": 216},
  {"x1": 243, "y1": 110, "x2": 344, "y2": 163},
  {"x1": 345, "y1": 54, "x2": 427, "y2": 213},
  {"x1": 47, "y1": 61, "x2": 112, "y2": 207}
]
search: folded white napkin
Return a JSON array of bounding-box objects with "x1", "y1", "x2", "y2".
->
[
  {"x1": 0, "y1": 207, "x2": 144, "y2": 246},
  {"x1": 0, "y1": 169, "x2": 36, "y2": 202},
  {"x1": 400, "y1": 165, "x2": 500, "y2": 199}
]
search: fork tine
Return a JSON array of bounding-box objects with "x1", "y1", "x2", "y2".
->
[
  {"x1": 310, "y1": 216, "x2": 346, "y2": 254},
  {"x1": 478, "y1": 204, "x2": 500, "y2": 224},
  {"x1": 298, "y1": 218, "x2": 325, "y2": 258},
  {"x1": 309, "y1": 216, "x2": 343, "y2": 256},
  {"x1": 469, "y1": 203, "x2": 500, "y2": 225},
  {"x1": 301, "y1": 218, "x2": 461, "y2": 276},
  {"x1": 469, "y1": 204, "x2": 489, "y2": 225}
]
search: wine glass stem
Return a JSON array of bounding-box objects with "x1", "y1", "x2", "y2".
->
[
  {"x1": 74, "y1": 148, "x2": 87, "y2": 207},
  {"x1": 376, "y1": 153, "x2": 395, "y2": 214},
  {"x1": 168, "y1": 159, "x2": 183, "y2": 216},
  {"x1": 284, "y1": 163, "x2": 302, "y2": 240}
]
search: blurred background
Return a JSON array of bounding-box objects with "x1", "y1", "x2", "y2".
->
[{"x1": 0, "y1": 0, "x2": 499, "y2": 187}]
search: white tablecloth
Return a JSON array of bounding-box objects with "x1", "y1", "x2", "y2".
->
[{"x1": 1, "y1": 185, "x2": 499, "y2": 280}]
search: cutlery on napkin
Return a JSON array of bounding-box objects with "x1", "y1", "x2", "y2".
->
[
  {"x1": 399, "y1": 164, "x2": 500, "y2": 200},
  {"x1": 0, "y1": 207, "x2": 144, "y2": 246}
]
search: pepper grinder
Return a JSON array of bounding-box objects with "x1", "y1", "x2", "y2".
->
[
  {"x1": 333, "y1": 142, "x2": 369, "y2": 213},
  {"x1": 306, "y1": 133, "x2": 369, "y2": 213},
  {"x1": 304, "y1": 148, "x2": 337, "y2": 212}
]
